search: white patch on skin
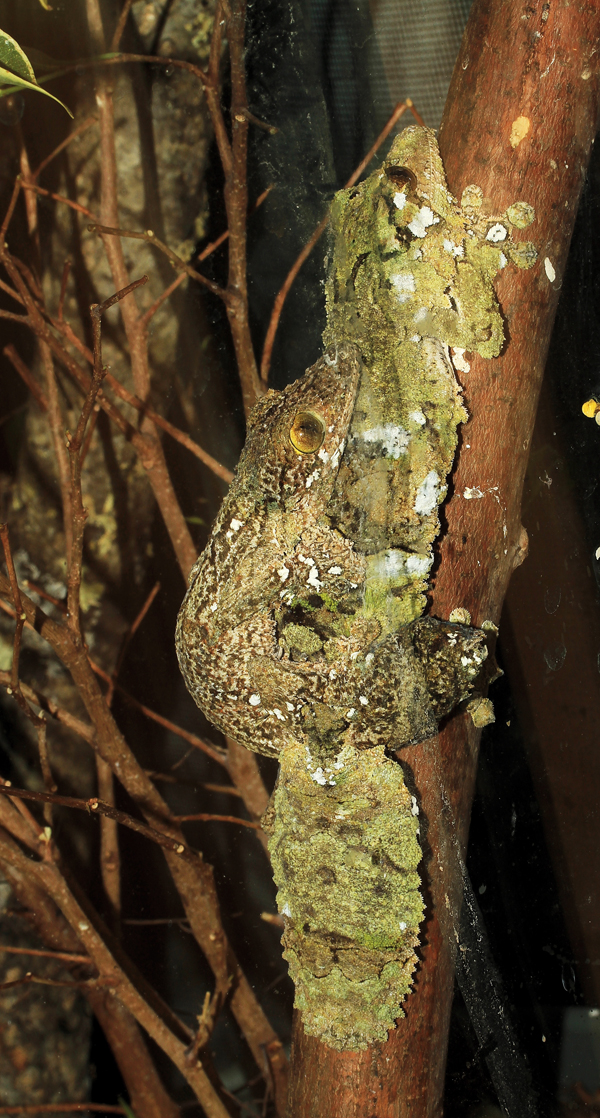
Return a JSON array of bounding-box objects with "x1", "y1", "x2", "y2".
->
[
  {"x1": 365, "y1": 652, "x2": 374, "y2": 664},
  {"x1": 318, "y1": 447, "x2": 329, "y2": 463},
  {"x1": 406, "y1": 554, "x2": 432, "y2": 576},
  {"x1": 460, "y1": 656, "x2": 472, "y2": 667},
  {"x1": 407, "y1": 205, "x2": 439, "y2": 237},
  {"x1": 333, "y1": 761, "x2": 344, "y2": 770},
  {"x1": 544, "y1": 257, "x2": 556, "y2": 282},
  {"x1": 409, "y1": 409, "x2": 426, "y2": 426},
  {"x1": 281, "y1": 902, "x2": 291, "y2": 916},
  {"x1": 411, "y1": 796, "x2": 419, "y2": 816},
  {"x1": 307, "y1": 566, "x2": 322, "y2": 590},
  {"x1": 451, "y1": 347, "x2": 470, "y2": 373},
  {"x1": 499, "y1": 252, "x2": 507, "y2": 268},
  {"x1": 368, "y1": 549, "x2": 413, "y2": 579},
  {"x1": 249, "y1": 694, "x2": 261, "y2": 706},
  {"x1": 359, "y1": 696, "x2": 368, "y2": 705},
  {"x1": 298, "y1": 555, "x2": 314, "y2": 565},
  {"x1": 410, "y1": 333, "x2": 422, "y2": 343},
  {"x1": 277, "y1": 565, "x2": 289, "y2": 581},
  {"x1": 393, "y1": 191, "x2": 407, "y2": 210},
  {"x1": 413, "y1": 306, "x2": 428, "y2": 324},
  {"x1": 443, "y1": 238, "x2": 464, "y2": 256},
  {"x1": 330, "y1": 439, "x2": 346, "y2": 467},
  {"x1": 486, "y1": 223, "x2": 507, "y2": 242},
  {"x1": 328, "y1": 565, "x2": 342, "y2": 575},
  {"x1": 230, "y1": 518, "x2": 244, "y2": 531},
  {"x1": 305, "y1": 469, "x2": 321, "y2": 489},
  {"x1": 286, "y1": 702, "x2": 295, "y2": 711},
  {"x1": 346, "y1": 708, "x2": 356, "y2": 718},
  {"x1": 273, "y1": 708, "x2": 286, "y2": 721},
  {"x1": 329, "y1": 669, "x2": 337, "y2": 680},
  {"x1": 210, "y1": 602, "x2": 218, "y2": 612},
  {"x1": 464, "y1": 486, "x2": 484, "y2": 499},
  {"x1": 311, "y1": 767, "x2": 328, "y2": 786},
  {"x1": 399, "y1": 921, "x2": 407, "y2": 930},
  {"x1": 414, "y1": 470, "x2": 441, "y2": 515},
  {"x1": 391, "y1": 273, "x2": 415, "y2": 303},
  {"x1": 359, "y1": 424, "x2": 410, "y2": 459}
]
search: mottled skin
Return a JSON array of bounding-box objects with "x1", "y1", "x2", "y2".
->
[{"x1": 176, "y1": 127, "x2": 535, "y2": 1050}]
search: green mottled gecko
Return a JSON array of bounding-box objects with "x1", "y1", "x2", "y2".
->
[{"x1": 176, "y1": 126, "x2": 536, "y2": 1050}]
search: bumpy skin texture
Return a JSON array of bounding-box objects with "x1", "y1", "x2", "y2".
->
[{"x1": 176, "y1": 127, "x2": 535, "y2": 1050}]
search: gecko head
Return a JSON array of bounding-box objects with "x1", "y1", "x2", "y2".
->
[{"x1": 242, "y1": 344, "x2": 361, "y2": 509}]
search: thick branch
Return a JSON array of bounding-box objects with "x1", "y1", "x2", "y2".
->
[{"x1": 287, "y1": 3, "x2": 600, "y2": 1115}]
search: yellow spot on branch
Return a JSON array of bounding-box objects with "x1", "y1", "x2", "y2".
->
[{"x1": 510, "y1": 116, "x2": 530, "y2": 148}]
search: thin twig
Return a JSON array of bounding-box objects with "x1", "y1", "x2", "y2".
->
[
  {"x1": 0, "y1": 276, "x2": 24, "y2": 305},
  {"x1": 140, "y1": 270, "x2": 186, "y2": 325},
  {"x1": 0, "y1": 972, "x2": 93, "y2": 993},
  {"x1": 58, "y1": 259, "x2": 71, "y2": 320},
  {"x1": 90, "y1": 658, "x2": 228, "y2": 766},
  {"x1": 32, "y1": 115, "x2": 99, "y2": 181},
  {"x1": 37, "y1": 719, "x2": 55, "y2": 827},
  {"x1": 174, "y1": 814, "x2": 261, "y2": 831},
  {"x1": 43, "y1": 51, "x2": 210, "y2": 88},
  {"x1": 0, "y1": 178, "x2": 21, "y2": 243},
  {"x1": 96, "y1": 754, "x2": 121, "y2": 921},
  {"x1": 0, "y1": 524, "x2": 43, "y2": 728},
  {"x1": 65, "y1": 275, "x2": 148, "y2": 633},
  {"x1": 3, "y1": 345, "x2": 48, "y2": 411},
  {"x1": 92, "y1": 71, "x2": 199, "y2": 579},
  {"x1": 106, "y1": 580, "x2": 161, "y2": 708},
  {"x1": 111, "y1": 0, "x2": 136, "y2": 51},
  {"x1": 0, "y1": 601, "x2": 225, "y2": 767},
  {"x1": 0, "y1": 943, "x2": 91, "y2": 965},
  {"x1": 88, "y1": 222, "x2": 227, "y2": 301},
  {"x1": 205, "y1": 0, "x2": 233, "y2": 176},
  {"x1": 0, "y1": 785, "x2": 195, "y2": 862},
  {"x1": 139, "y1": 183, "x2": 274, "y2": 327},
  {"x1": 0, "y1": 668, "x2": 95, "y2": 744},
  {"x1": 0, "y1": 1106, "x2": 126, "y2": 1115},
  {"x1": 21, "y1": 181, "x2": 96, "y2": 221},
  {"x1": 39, "y1": 339, "x2": 73, "y2": 556},
  {"x1": 56, "y1": 313, "x2": 233, "y2": 482},
  {"x1": 260, "y1": 99, "x2": 420, "y2": 382},
  {"x1": 220, "y1": 0, "x2": 262, "y2": 415}
]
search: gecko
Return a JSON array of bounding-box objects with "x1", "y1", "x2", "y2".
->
[{"x1": 176, "y1": 126, "x2": 536, "y2": 1050}]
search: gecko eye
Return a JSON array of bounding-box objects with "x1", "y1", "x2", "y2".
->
[
  {"x1": 289, "y1": 410, "x2": 326, "y2": 454},
  {"x1": 386, "y1": 165, "x2": 417, "y2": 191}
]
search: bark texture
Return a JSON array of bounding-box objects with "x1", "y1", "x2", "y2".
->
[{"x1": 286, "y1": 2, "x2": 600, "y2": 1115}]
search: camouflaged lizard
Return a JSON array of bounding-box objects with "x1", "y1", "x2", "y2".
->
[{"x1": 176, "y1": 126, "x2": 537, "y2": 1050}]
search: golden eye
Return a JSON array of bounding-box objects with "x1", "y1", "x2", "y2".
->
[
  {"x1": 289, "y1": 410, "x2": 326, "y2": 454},
  {"x1": 386, "y1": 165, "x2": 417, "y2": 191}
]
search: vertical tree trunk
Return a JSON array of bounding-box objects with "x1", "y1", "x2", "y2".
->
[{"x1": 286, "y1": 2, "x2": 600, "y2": 1115}]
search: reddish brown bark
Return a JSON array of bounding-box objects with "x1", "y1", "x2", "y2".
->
[{"x1": 286, "y1": 2, "x2": 600, "y2": 1115}]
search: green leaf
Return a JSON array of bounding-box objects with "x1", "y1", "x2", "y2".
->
[
  {"x1": 0, "y1": 65, "x2": 73, "y2": 117},
  {"x1": 0, "y1": 29, "x2": 37, "y2": 84}
]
